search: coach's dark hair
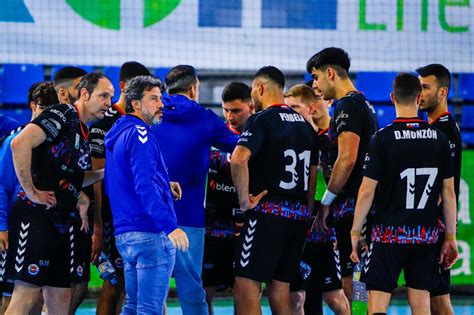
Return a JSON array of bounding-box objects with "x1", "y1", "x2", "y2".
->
[
  {"x1": 32, "y1": 81, "x2": 59, "y2": 108},
  {"x1": 28, "y1": 82, "x2": 42, "y2": 104},
  {"x1": 254, "y1": 66, "x2": 285, "y2": 90},
  {"x1": 222, "y1": 82, "x2": 251, "y2": 103},
  {"x1": 306, "y1": 47, "x2": 350, "y2": 79},
  {"x1": 119, "y1": 61, "x2": 151, "y2": 83},
  {"x1": 53, "y1": 66, "x2": 87, "y2": 88},
  {"x1": 76, "y1": 72, "x2": 109, "y2": 97},
  {"x1": 125, "y1": 75, "x2": 163, "y2": 113},
  {"x1": 416, "y1": 64, "x2": 451, "y2": 92},
  {"x1": 165, "y1": 65, "x2": 197, "y2": 95},
  {"x1": 392, "y1": 73, "x2": 422, "y2": 104}
]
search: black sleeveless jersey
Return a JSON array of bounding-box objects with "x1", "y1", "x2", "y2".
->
[
  {"x1": 363, "y1": 118, "x2": 453, "y2": 244},
  {"x1": 237, "y1": 104, "x2": 318, "y2": 204}
]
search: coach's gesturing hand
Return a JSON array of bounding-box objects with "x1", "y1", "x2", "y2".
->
[
  {"x1": 168, "y1": 228, "x2": 189, "y2": 252},
  {"x1": 170, "y1": 182, "x2": 182, "y2": 200}
]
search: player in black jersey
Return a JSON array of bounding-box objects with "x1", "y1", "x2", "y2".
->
[
  {"x1": 53, "y1": 65, "x2": 94, "y2": 315},
  {"x1": 231, "y1": 66, "x2": 318, "y2": 315},
  {"x1": 285, "y1": 84, "x2": 350, "y2": 315},
  {"x1": 307, "y1": 47, "x2": 378, "y2": 301},
  {"x1": 6, "y1": 73, "x2": 113, "y2": 314},
  {"x1": 54, "y1": 66, "x2": 88, "y2": 105},
  {"x1": 0, "y1": 82, "x2": 58, "y2": 314},
  {"x1": 417, "y1": 64, "x2": 462, "y2": 315},
  {"x1": 203, "y1": 82, "x2": 254, "y2": 315},
  {"x1": 89, "y1": 62, "x2": 151, "y2": 315},
  {"x1": 350, "y1": 73, "x2": 458, "y2": 315}
]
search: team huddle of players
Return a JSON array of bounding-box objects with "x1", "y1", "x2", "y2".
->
[{"x1": 0, "y1": 46, "x2": 461, "y2": 315}]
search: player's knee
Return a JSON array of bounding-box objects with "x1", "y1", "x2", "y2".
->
[
  {"x1": 324, "y1": 291, "x2": 350, "y2": 313},
  {"x1": 430, "y1": 296, "x2": 454, "y2": 315},
  {"x1": 409, "y1": 296, "x2": 430, "y2": 312},
  {"x1": 290, "y1": 291, "x2": 305, "y2": 310}
]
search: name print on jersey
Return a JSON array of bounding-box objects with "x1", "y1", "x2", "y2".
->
[{"x1": 394, "y1": 129, "x2": 438, "y2": 140}]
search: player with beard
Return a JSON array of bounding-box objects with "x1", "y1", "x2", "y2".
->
[
  {"x1": 203, "y1": 82, "x2": 254, "y2": 315},
  {"x1": 5, "y1": 73, "x2": 113, "y2": 314},
  {"x1": 89, "y1": 61, "x2": 151, "y2": 315},
  {"x1": 417, "y1": 64, "x2": 462, "y2": 315},
  {"x1": 307, "y1": 48, "x2": 378, "y2": 301},
  {"x1": 232, "y1": 66, "x2": 318, "y2": 315},
  {"x1": 53, "y1": 66, "x2": 88, "y2": 105},
  {"x1": 285, "y1": 84, "x2": 349, "y2": 315}
]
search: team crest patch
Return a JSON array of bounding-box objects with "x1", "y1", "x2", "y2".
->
[
  {"x1": 77, "y1": 265, "x2": 83, "y2": 277},
  {"x1": 28, "y1": 264, "x2": 39, "y2": 276},
  {"x1": 115, "y1": 258, "x2": 124, "y2": 269}
]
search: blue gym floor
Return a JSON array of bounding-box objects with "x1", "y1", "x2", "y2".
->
[{"x1": 76, "y1": 297, "x2": 474, "y2": 314}]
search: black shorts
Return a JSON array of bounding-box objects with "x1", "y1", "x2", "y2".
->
[
  {"x1": 334, "y1": 215, "x2": 355, "y2": 277},
  {"x1": 362, "y1": 242, "x2": 440, "y2": 293},
  {"x1": 0, "y1": 250, "x2": 14, "y2": 296},
  {"x1": 234, "y1": 211, "x2": 306, "y2": 284},
  {"x1": 430, "y1": 233, "x2": 450, "y2": 297},
  {"x1": 70, "y1": 221, "x2": 91, "y2": 284},
  {"x1": 290, "y1": 242, "x2": 342, "y2": 293},
  {"x1": 103, "y1": 219, "x2": 124, "y2": 277},
  {"x1": 6, "y1": 200, "x2": 72, "y2": 288},
  {"x1": 202, "y1": 236, "x2": 235, "y2": 290}
]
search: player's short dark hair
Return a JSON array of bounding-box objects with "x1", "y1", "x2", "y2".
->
[
  {"x1": 28, "y1": 82, "x2": 42, "y2": 104},
  {"x1": 392, "y1": 73, "x2": 422, "y2": 104},
  {"x1": 53, "y1": 66, "x2": 87, "y2": 87},
  {"x1": 76, "y1": 72, "x2": 110, "y2": 97},
  {"x1": 304, "y1": 79, "x2": 313, "y2": 88},
  {"x1": 125, "y1": 76, "x2": 163, "y2": 113},
  {"x1": 165, "y1": 65, "x2": 197, "y2": 95},
  {"x1": 221, "y1": 82, "x2": 251, "y2": 103},
  {"x1": 32, "y1": 81, "x2": 59, "y2": 108},
  {"x1": 119, "y1": 61, "x2": 151, "y2": 83},
  {"x1": 284, "y1": 84, "x2": 320, "y2": 104},
  {"x1": 306, "y1": 47, "x2": 350, "y2": 79},
  {"x1": 254, "y1": 66, "x2": 285, "y2": 90},
  {"x1": 416, "y1": 64, "x2": 451, "y2": 92}
]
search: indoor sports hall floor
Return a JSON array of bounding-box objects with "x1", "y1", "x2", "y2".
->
[{"x1": 76, "y1": 297, "x2": 474, "y2": 314}]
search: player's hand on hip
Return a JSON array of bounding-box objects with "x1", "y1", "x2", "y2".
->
[
  {"x1": 240, "y1": 190, "x2": 268, "y2": 211},
  {"x1": 315, "y1": 204, "x2": 330, "y2": 233},
  {"x1": 29, "y1": 189, "x2": 56, "y2": 209},
  {"x1": 0, "y1": 231, "x2": 8, "y2": 251},
  {"x1": 168, "y1": 228, "x2": 189, "y2": 252},
  {"x1": 440, "y1": 239, "x2": 459, "y2": 270},
  {"x1": 170, "y1": 182, "x2": 182, "y2": 200}
]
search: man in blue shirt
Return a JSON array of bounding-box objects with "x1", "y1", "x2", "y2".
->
[
  {"x1": 152, "y1": 65, "x2": 238, "y2": 315},
  {"x1": 105, "y1": 75, "x2": 188, "y2": 314},
  {"x1": 0, "y1": 116, "x2": 20, "y2": 139}
]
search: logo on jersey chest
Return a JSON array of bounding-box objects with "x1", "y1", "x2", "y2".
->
[{"x1": 209, "y1": 180, "x2": 236, "y2": 193}]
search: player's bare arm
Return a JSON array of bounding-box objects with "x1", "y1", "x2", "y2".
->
[
  {"x1": 350, "y1": 177, "x2": 377, "y2": 263},
  {"x1": 11, "y1": 124, "x2": 56, "y2": 209}
]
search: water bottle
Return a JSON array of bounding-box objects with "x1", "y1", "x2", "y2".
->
[
  {"x1": 352, "y1": 242, "x2": 368, "y2": 315},
  {"x1": 94, "y1": 252, "x2": 118, "y2": 285},
  {"x1": 300, "y1": 261, "x2": 312, "y2": 280}
]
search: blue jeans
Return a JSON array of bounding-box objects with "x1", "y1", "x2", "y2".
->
[
  {"x1": 174, "y1": 226, "x2": 209, "y2": 315},
  {"x1": 116, "y1": 231, "x2": 176, "y2": 315}
]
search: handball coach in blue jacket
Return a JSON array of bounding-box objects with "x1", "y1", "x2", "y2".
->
[{"x1": 105, "y1": 75, "x2": 189, "y2": 314}]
